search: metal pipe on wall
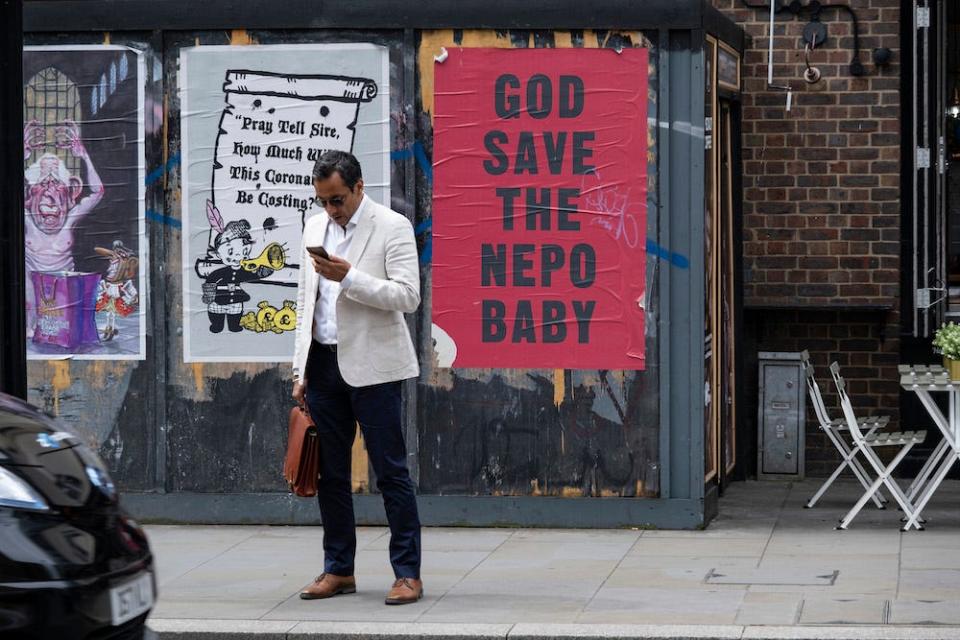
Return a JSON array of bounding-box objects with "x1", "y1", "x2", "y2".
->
[
  {"x1": 766, "y1": 0, "x2": 792, "y2": 110},
  {"x1": 0, "y1": 0, "x2": 27, "y2": 400}
]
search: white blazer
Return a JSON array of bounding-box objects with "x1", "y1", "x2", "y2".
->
[{"x1": 292, "y1": 196, "x2": 420, "y2": 387}]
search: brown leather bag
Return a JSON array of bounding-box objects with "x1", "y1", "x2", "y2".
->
[{"x1": 283, "y1": 406, "x2": 319, "y2": 497}]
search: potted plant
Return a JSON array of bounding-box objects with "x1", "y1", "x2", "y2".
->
[{"x1": 933, "y1": 321, "x2": 960, "y2": 380}]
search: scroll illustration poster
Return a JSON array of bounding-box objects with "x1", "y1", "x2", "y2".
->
[
  {"x1": 23, "y1": 46, "x2": 146, "y2": 360},
  {"x1": 181, "y1": 44, "x2": 390, "y2": 362}
]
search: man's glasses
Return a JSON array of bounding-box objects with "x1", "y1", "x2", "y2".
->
[{"x1": 317, "y1": 195, "x2": 348, "y2": 208}]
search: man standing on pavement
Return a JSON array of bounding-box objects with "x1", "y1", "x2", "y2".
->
[{"x1": 292, "y1": 150, "x2": 423, "y2": 605}]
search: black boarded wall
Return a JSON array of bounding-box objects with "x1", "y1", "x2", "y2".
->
[{"x1": 24, "y1": 27, "x2": 663, "y2": 514}]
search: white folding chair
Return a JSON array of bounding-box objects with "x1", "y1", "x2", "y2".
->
[
  {"x1": 800, "y1": 351, "x2": 890, "y2": 509},
  {"x1": 831, "y1": 362, "x2": 926, "y2": 530}
]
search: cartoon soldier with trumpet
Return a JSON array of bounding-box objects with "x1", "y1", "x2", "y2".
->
[{"x1": 196, "y1": 201, "x2": 287, "y2": 334}]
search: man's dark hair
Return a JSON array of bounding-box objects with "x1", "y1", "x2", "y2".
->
[{"x1": 312, "y1": 151, "x2": 363, "y2": 189}]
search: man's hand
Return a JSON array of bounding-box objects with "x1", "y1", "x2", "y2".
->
[
  {"x1": 292, "y1": 381, "x2": 306, "y2": 406},
  {"x1": 311, "y1": 254, "x2": 351, "y2": 282},
  {"x1": 55, "y1": 120, "x2": 86, "y2": 158}
]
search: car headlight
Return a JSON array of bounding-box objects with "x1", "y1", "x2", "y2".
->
[{"x1": 0, "y1": 466, "x2": 49, "y2": 511}]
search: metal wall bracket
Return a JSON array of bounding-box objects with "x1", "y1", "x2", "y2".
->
[{"x1": 916, "y1": 287, "x2": 946, "y2": 309}]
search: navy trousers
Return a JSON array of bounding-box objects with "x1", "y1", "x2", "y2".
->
[{"x1": 304, "y1": 341, "x2": 421, "y2": 579}]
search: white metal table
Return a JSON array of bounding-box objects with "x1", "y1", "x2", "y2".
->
[{"x1": 898, "y1": 364, "x2": 960, "y2": 529}]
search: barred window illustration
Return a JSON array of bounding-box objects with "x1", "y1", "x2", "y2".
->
[{"x1": 23, "y1": 67, "x2": 82, "y2": 176}]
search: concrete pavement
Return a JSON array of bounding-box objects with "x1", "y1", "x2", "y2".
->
[{"x1": 144, "y1": 479, "x2": 960, "y2": 639}]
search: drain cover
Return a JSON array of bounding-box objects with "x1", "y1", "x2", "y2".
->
[{"x1": 705, "y1": 567, "x2": 838, "y2": 586}]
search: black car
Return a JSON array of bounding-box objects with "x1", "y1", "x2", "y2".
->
[{"x1": 0, "y1": 392, "x2": 154, "y2": 639}]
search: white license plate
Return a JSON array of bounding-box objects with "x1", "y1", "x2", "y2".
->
[{"x1": 109, "y1": 572, "x2": 154, "y2": 626}]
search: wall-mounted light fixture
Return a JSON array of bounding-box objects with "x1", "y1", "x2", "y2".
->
[{"x1": 948, "y1": 87, "x2": 960, "y2": 119}]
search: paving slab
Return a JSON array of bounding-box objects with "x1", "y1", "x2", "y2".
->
[
  {"x1": 602, "y1": 561, "x2": 731, "y2": 590},
  {"x1": 364, "y1": 528, "x2": 513, "y2": 552},
  {"x1": 626, "y1": 536, "x2": 769, "y2": 559},
  {"x1": 901, "y1": 546, "x2": 960, "y2": 569},
  {"x1": 288, "y1": 622, "x2": 511, "y2": 639},
  {"x1": 151, "y1": 598, "x2": 287, "y2": 621},
  {"x1": 147, "y1": 525, "x2": 262, "y2": 586},
  {"x1": 421, "y1": 593, "x2": 587, "y2": 624},
  {"x1": 797, "y1": 597, "x2": 888, "y2": 625},
  {"x1": 748, "y1": 555, "x2": 899, "y2": 596},
  {"x1": 578, "y1": 586, "x2": 747, "y2": 625},
  {"x1": 509, "y1": 624, "x2": 743, "y2": 639},
  {"x1": 888, "y1": 600, "x2": 960, "y2": 625},
  {"x1": 734, "y1": 592, "x2": 803, "y2": 626},
  {"x1": 264, "y1": 590, "x2": 428, "y2": 622},
  {"x1": 897, "y1": 568, "x2": 960, "y2": 600}
]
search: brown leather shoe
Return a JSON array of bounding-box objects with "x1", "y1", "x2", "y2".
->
[
  {"x1": 384, "y1": 577, "x2": 423, "y2": 605},
  {"x1": 299, "y1": 573, "x2": 356, "y2": 600}
]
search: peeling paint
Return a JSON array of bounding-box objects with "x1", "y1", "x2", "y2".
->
[
  {"x1": 419, "y1": 29, "x2": 515, "y2": 117},
  {"x1": 179, "y1": 361, "x2": 285, "y2": 402},
  {"x1": 424, "y1": 358, "x2": 454, "y2": 391},
  {"x1": 49, "y1": 362, "x2": 72, "y2": 416},
  {"x1": 191, "y1": 363, "x2": 205, "y2": 395},
  {"x1": 229, "y1": 29, "x2": 257, "y2": 46},
  {"x1": 553, "y1": 369, "x2": 565, "y2": 407},
  {"x1": 554, "y1": 32, "x2": 574, "y2": 49}
]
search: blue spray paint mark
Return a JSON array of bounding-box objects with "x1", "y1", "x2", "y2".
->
[
  {"x1": 390, "y1": 141, "x2": 433, "y2": 184},
  {"x1": 146, "y1": 209, "x2": 181, "y2": 229},
  {"x1": 646, "y1": 238, "x2": 689, "y2": 269},
  {"x1": 419, "y1": 240, "x2": 433, "y2": 265},
  {"x1": 392, "y1": 142, "x2": 435, "y2": 263},
  {"x1": 145, "y1": 152, "x2": 181, "y2": 186},
  {"x1": 412, "y1": 142, "x2": 433, "y2": 184},
  {"x1": 416, "y1": 218, "x2": 433, "y2": 265}
]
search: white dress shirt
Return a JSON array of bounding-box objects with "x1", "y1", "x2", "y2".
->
[{"x1": 311, "y1": 197, "x2": 364, "y2": 344}]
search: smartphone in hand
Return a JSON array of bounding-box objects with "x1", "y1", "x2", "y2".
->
[{"x1": 306, "y1": 245, "x2": 329, "y2": 260}]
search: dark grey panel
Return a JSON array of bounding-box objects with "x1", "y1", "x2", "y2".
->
[
  {"x1": 123, "y1": 492, "x2": 705, "y2": 529},
  {"x1": 0, "y1": 0, "x2": 26, "y2": 399},
  {"x1": 664, "y1": 30, "x2": 706, "y2": 502},
  {"x1": 25, "y1": 0, "x2": 735, "y2": 33}
]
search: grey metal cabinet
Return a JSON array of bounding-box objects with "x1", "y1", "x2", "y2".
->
[{"x1": 757, "y1": 352, "x2": 806, "y2": 479}]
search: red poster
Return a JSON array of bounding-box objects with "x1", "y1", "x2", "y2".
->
[{"x1": 432, "y1": 48, "x2": 648, "y2": 369}]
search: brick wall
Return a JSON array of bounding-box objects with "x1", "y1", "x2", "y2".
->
[
  {"x1": 711, "y1": 0, "x2": 906, "y2": 475},
  {"x1": 712, "y1": 0, "x2": 901, "y2": 307}
]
